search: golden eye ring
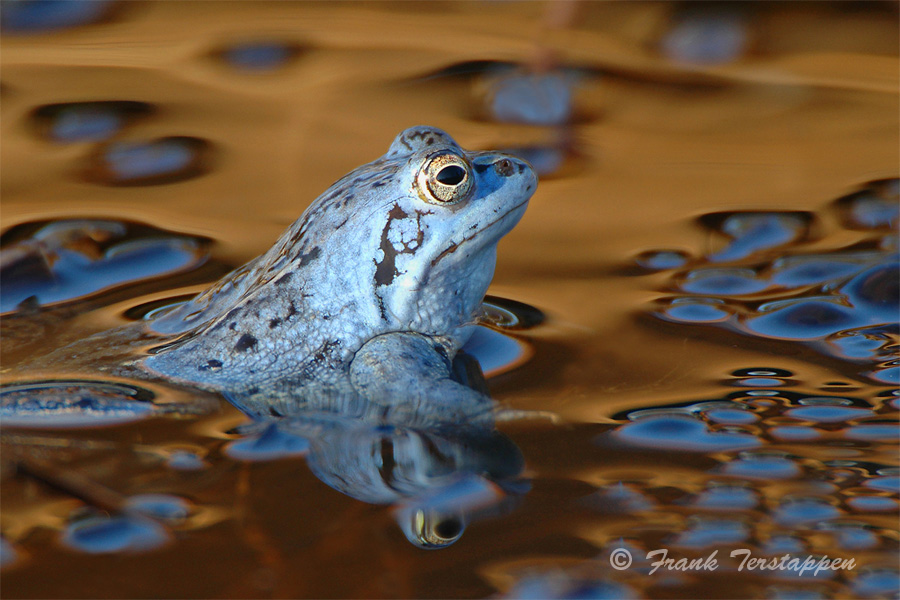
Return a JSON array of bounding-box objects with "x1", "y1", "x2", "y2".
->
[{"x1": 416, "y1": 152, "x2": 473, "y2": 205}]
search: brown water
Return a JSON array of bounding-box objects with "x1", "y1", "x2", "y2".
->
[{"x1": 1, "y1": 2, "x2": 898, "y2": 598}]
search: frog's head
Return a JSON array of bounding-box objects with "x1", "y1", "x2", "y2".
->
[{"x1": 351, "y1": 126, "x2": 536, "y2": 346}]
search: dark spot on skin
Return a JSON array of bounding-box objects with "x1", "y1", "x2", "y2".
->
[
  {"x1": 290, "y1": 222, "x2": 310, "y2": 245},
  {"x1": 474, "y1": 162, "x2": 490, "y2": 174},
  {"x1": 313, "y1": 340, "x2": 341, "y2": 363},
  {"x1": 426, "y1": 136, "x2": 434, "y2": 145},
  {"x1": 400, "y1": 137, "x2": 412, "y2": 151},
  {"x1": 296, "y1": 245, "x2": 321, "y2": 264},
  {"x1": 235, "y1": 333, "x2": 257, "y2": 352},
  {"x1": 269, "y1": 407, "x2": 283, "y2": 417},
  {"x1": 287, "y1": 302, "x2": 297, "y2": 317},
  {"x1": 269, "y1": 318, "x2": 282, "y2": 328},
  {"x1": 375, "y1": 295, "x2": 388, "y2": 321},
  {"x1": 198, "y1": 358, "x2": 222, "y2": 372},
  {"x1": 373, "y1": 206, "x2": 430, "y2": 289},
  {"x1": 247, "y1": 386, "x2": 259, "y2": 395},
  {"x1": 334, "y1": 216, "x2": 350, "y2": 230},
  {"x1": 373, "y1": 181, "x2": 385, "y2": 188},
  {"x1": 373, "y1": 204, "x2": 409, "y2": 287},
  {"x1": 274, "y1": 271, "x2": 293, "y2": 285},
  {"x1": 517, "y1": 162, "x2": 525, "y2": 173},
  {"x1": 229, "y1": 322, "x2": 237, "y2": 331}
]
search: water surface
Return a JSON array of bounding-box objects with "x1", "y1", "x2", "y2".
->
[{"x1": 1, "y1": 2, "x2": 898, "y2": 598}]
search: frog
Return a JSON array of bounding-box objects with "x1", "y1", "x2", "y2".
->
[{"x1": 136, "y1": 125, "x2": 536, "y2": 421}]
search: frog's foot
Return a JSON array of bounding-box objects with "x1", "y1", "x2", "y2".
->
[{"x1": 350, "y1": 332, "x2": 494, "y2": 425}]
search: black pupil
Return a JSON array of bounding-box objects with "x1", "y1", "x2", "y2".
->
[
  {"x1": 436, "y1": 165, "x2": 465, "y2": 186},
  {"x1": 434, "y1": 517, "x2": 462, "y2": 540}
]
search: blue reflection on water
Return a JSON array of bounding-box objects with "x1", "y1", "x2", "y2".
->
[
  {"x1": 223, "y1": 43, "x2": 295, "y2": 70},
  {"x1": 52, "y1": 105, "x2": 122, "y2": 142},
  {"x1": 635, "y1": 249, "x2": 690, "y2": 271},
  {"x1": 62, "y1": 514, "x2": 170, "y2": 554},
  {"x1": 704, "y1": 408, "x2": 759, "y2": 424},
  {"x1": 771, "y1": 257, "x2": 865, "y2": 287},
  {"x1": 785, "y1": 406, "x2": 874, "y2": 423},
  {"x1": 1, "y1": 220, "x2": 205, "y2": 313},
  {"x1": 853, "y1": 569, "x2": 900, "y2": 596},
  {"x1": 125, "y1": 494, "x2": 191, "y2": 522},
  {"x1": 613, "y1": 415, "x2": 760, "y2": 452},
  {"x1": 0, "y1": 382, "x2": 158, "y2": 428},
  {"x1": 102, "y1": 138, "x2": 197, "y2": 182},
  {"x1": 721, "y1": 455, "x2": 800, "y2": 480},
  {"x1": 661, "y1": 5, "x2": 748, "y2": 65},
  {"x1": 662, "y1": 298, "x2": 730, "y2": 322},
  {"x1": 710, "y1": 213, "x2": 807, "y2": 262},
  {"x1": 0, "y1": 538, "x2": 17, "y2": 567},
  {"x1": 845, "y1": 425, "x2": 900, "y2": 442},
  {"x1": 773, "y1": 498, "x2": 841, "y2": 526},
  {"x1": 681, "y1": 268, "x2": 768, "y2": 295},
  {"x1": 692, "y1": 485, "x2": 758, "y2": 510},
  {"x1": 673, "y1": 517, "x2": 748, "y2": 548},
  {"x1": 645, "y1": 183, "x2": 899, "y2": 383},
  {"x1": 1, "y1": 0, "x2": 113, "y2": 33},
  {"x1": 487, "y1": 70, "x2": 574, "y2": 126},
  {"x1": 862, "y1": 476, "x2": 900, "y2": 493},
  {"x1": 462, "y1": 326, "x2": 527, "y2": 376},
  {"x1": 225, "y1": 422, "x2": 310, "y2": 461},
  {"x1": 748, "y1": 299, "x2": 862, "y2": 340},
  {"x1": 846, "y1": 496, "x2": 897, "y2": 512}
]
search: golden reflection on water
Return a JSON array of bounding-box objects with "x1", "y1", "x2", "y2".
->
[{"x1": 1, "y1": 1, "x2": 898, "y2": 598}]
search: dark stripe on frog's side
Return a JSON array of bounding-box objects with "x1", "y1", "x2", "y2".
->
[{"x1": 430, "y1": 242, "x2": 460, "y2": 267}]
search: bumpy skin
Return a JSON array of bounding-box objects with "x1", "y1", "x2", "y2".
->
[{"x1": 142, "y1": 127, "x2": 536, "y2": 416}]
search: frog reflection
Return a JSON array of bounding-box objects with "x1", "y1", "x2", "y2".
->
[{"x1": 224, "y1": 355, "x2": 527, "y2": 549}]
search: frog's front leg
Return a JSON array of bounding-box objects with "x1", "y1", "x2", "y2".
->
[{"x1": 349, "y1": 332, "x2": 493, "y2": 423}]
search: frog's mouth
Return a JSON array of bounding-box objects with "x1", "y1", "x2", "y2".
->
[{"x1": 430, "y1": 199, "x2": 529, "y2": 268}]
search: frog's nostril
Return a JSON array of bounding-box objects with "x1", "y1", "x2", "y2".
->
[{"x1": 494, "y1": 158, "x2": 514, "y2": 177}]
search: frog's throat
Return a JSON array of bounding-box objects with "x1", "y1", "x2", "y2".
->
[{"x1": 429, "y1": 199, "x2": 529, "y2": 269}]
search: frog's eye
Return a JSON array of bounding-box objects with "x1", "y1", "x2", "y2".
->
[{"x1": 417, "y1": 152, "x2": 473, "y2": 204}]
